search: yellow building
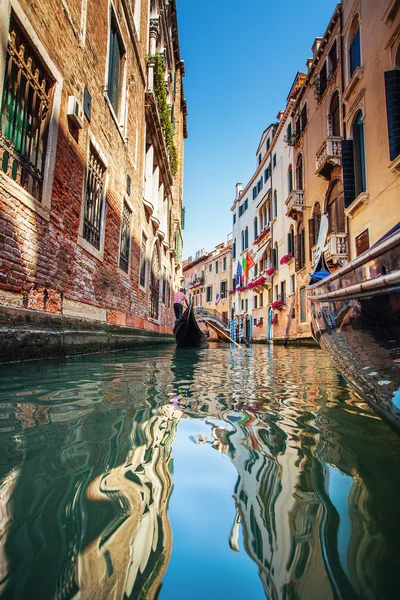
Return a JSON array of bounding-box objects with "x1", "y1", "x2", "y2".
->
[{"x1": 204, "y1": 241, "x2": 232, "y2": 323}]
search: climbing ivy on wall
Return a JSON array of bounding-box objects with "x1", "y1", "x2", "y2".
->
[{"x1": 151, "y1": 54, "x2": 178, "y2": 176}]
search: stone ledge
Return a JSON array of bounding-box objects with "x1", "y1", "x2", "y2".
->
[{"x1": 0, "y1": 306, "x2": 174, "y2": 363}]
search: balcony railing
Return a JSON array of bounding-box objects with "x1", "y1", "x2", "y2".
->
[
  {"x1": 315, "y1": 137, "x2": 342, "y2": 179},
  {"x1": 285, "y1": 190, "x2": 304, "y2": 218},
  {"x1": 325, "y1": 233, "x2": 347, "y2": 264}
]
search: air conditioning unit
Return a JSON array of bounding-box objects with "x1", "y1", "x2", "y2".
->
[{"x1": 67, "y1": 96, "x2": 84, "y2": 129}]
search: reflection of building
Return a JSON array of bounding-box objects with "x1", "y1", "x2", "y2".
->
[{"x1": 76, "y1": 404, "x2": 181, "y2": 599}]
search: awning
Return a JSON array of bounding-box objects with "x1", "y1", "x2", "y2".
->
[{"x1": 252, "y1": 239, "x2": 271, "y2": 264}]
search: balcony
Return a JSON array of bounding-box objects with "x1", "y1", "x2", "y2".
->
[
  {"x1": 312, "y1": 233, "x2": 347, "y2": 267},
  {"x1": 315, "y1": 137, "x2": 342, "y2": 179},
  {"x1": 325, "y1": 233, "x2": 347, "y2": 265},
  {"x1": 285, "y1": 190, "x2": 304, "y2": 219}
]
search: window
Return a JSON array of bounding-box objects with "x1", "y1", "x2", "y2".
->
[
  {"x1": 232, "y1": 241, "x2": 236, "y2": 260},
  {"x1": 241, "y1": 299, "x2": 244, "y2": 311},
  {"x1": 353, "y1": 110, "x2": 366, "y2": 195},
  {"x1": 288, "y1": 165, "x2": 293, "y2": 194},
  {"x1": 241, "y1": 230, "x2": 245, "y2": 252},
  {"x1": 273, "y1": 190, "x2": 278, "y2": 219},
  {"x1": 254, "y1": 295, "x2": 258, "y2": 309},
  {"x1": 291, "y1": 274, "x2": 295, "y2": 293},
  {"x1": 259, "y1": 293, "x2": 263, "y2": 307},
  {"x1": 326, "y1": 180, "x2": 345, "y2": 233},
  {"x1": 107, "y1": 11, "x2": 125, "y2": 118},
  {"x1": 245, "y1": 299, "x2": 248, "y2": 312},
  {"x1": 319, "y1": 61, "x2": 328, "y2": 96},
  {"x1": 296, "y1": 155, "x2": 303, "y2": 190},
  {"x1": 244, "y1": 227, "x2": 249, "y2": 249},
  {"x1": 223, "y1": 256, "x2": 227, "y2": 271},
  {"x1": 273, "y1": 243, "x2": 278, "y2": 268},
  {"x1": 299, "y1": 286, "x2": 307, "y2": 322},
  {"x1": 209, "y1": 263, "x2": 212, "y2": 272},
  {"x1": 280, "y1": 281, "x2": 286, "y2": 304},
  {"x1": 273, "y1": 154, "x2": 276, "y2": 168},
  {"x1": 119, "y1": 201, "x2": 132, "y2": 272},
  {"x1": 266, "y1": 138, "x2": 271, "y2": 151},
  {"x1": 215, "y1": 261, "x2": 219, "y2": 274},
  {"x1": 221, "y1": 281, "x2": 227, "y2": 298},
  {"x1": 0, "y1": 16, "x2": 54, "y2": 201},
  {"x1": 288, "y1": 226, "x2": 295, "y2": 255},
  {"x1": 349, "y1": 23, "x2": 361, "y2": 78},
  {"x1": 149, "y1": 246, "x2": 160, "y2": 320},
  {"x1": 239, "y1": 204, "x2": 243, "y2": 217},
  {"x1": 329, "y1": 91, "x2": 340, "y2": 137},
  {"x1": 385, "y1": 68, "x2": 400, "y2": 160},
  {"x1": 252, "y1": 186, "x2": 257, "y2": 199},
  {"x1": 139, "y1": 234, "x2": 147, "y2": 287},
  {"x1": 254, "y1": 217, "x2": 258, "y2": 240},
  {"x1": 162, "y1": 267, "x2": 167, "y2": 304},
  {"x1": 309, "y1": 202, "x2": 321, "y2": 252},
  {"x1": 355, "y1": 229, "x2": 369, "y2": 256},
  {"x1": 258, "y1": 153, "x2": 262, "y2": 165},
  {"x1": 257, "y1": 177, "x2": 263, "y2": 193},
  {"x1": 83, "y1": 145, "x2": 106, "y2": 249},
  {"x1": 301, "y1": 104, "x2": 308, "y2": 130},
  {"x1": 328, "y1": 39, "x2": 338, "y2": 74},
  {"x1": 206, "y1": 286, "x2": 212, "y2": 302},
  {"x1": 244, "y1": 198, "x2": 248, "y2": 211},
  {"x1": 296, "y1": 220, "x2": 306, "y2": 270},
  {"x1": 233, "y1": 213, "x2": 236, "y2": 224},
  {"x1": 287, "y1": 122, "x2": 292, "y2": 138}
]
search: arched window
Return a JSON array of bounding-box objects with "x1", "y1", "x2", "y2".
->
[
  {"x1": 287, "y1": 225, "x2": 295, "y2": 255},
  {"x1": 348, "y1": 15, "x2": 361, "y2": 78},
  {"x1": 254, "y1": 217, "x2": 258, "y2": 240},
  {"x1": 273, "y1": 190, "x2": 278, "y2": 219},
  {"x1": 329, "y1": 91, "x2": 340, "y2": 137},
  {"x1": 309, "y1": 202, "x2": 321, "y2": 251},
  {"x1": 297, "y1": 219, "x2": 305, "y2": 270},
  {"x1": 352, "y1": 110, "x2": 366, "y2": 195},
  {"x1": 288, "y1": 165, "x2": 293, "y2": 194},
  {"x1": 326, "y1": 180, "x2": 345, "y2": 234},
  {"x1": 296, "y1": 154, "x2": 303, "y2": 190},
  {"x1": 149, "y1": 245, "x2": 160, "y2": 320},
  {"x1": 245, "y1": 227, "x2": 249, "y2": 249}
]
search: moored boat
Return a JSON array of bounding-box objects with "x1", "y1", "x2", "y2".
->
[
  {"x1": 308, "y1": 225, "x2": 400, "y2": 434},
  {"x1": 173, "y1": 301, "x2": 208, "y2": 348}
]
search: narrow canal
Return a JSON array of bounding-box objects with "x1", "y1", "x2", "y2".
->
[{"x1": 1, "y1": 345, "x2": 399, "y2": 600}]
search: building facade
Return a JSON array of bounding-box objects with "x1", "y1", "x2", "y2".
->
[
  {"x1": 182, "y1": 249, "x2": 208, "y2": 307},
  {"x1": 0, "y1": 0, "x2": 187, "y2": 359},
  {"x1": 203, "y1": 241, "x2": 232, "y2": 322}
]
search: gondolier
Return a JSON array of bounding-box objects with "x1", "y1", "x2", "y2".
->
[{"x1": 174, "y1": 288, "x2": 188, "y2": 321}]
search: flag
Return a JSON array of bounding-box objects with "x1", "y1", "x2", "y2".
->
[
  {"x1": 235, "y1": 261, "x2": 242, "y2": 287},
  {"x1": 216, "y1": 292, "x2": 221, "y2": 305},
  {"x1": 245, "y1": 251, "x2": 255, "y2": 278},
  {"x1": 242, "y1": 255, "x2": 246, "y2": 277}
]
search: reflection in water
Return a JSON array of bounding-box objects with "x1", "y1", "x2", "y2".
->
[{"x1": 0, "y1": 346, "x2": 399, "y2": 599}]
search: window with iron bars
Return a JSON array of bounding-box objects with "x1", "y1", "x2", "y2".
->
[
  {"x1": 119, "y1": 201, "x2": 132, "y2": 273},
  {"x1": 0, "y1": 16, "x2": 54, "y2": 201},
  {"x1": 83, "y1": 145, "x2": 106, "y2": 249},
  {"x1": 139, "y1": 234, "x2": 147, "y2": 287}
]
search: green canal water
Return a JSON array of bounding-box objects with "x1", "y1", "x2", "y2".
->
[{"x1": 0, "y1": 345, "x2": 400, "y2": 600}]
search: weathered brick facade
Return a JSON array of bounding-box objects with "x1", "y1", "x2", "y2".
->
[{"x1": 0, "y1": 0, "x2": 187, "y2": 359}]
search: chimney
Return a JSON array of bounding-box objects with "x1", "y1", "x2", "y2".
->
[
  {"x1": 235, "y1": 183, "x2": 242, "y2": 198},
  {"x1": 312, "y1": 37, "x2": 323, "y2": 59}
]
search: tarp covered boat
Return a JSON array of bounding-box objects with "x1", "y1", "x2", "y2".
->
[{"x1": 173, "y1": 301, "x2": 208, "y2": 348}]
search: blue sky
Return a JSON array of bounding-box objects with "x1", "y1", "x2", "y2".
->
[{"x1": 176, "y1": 0, "x2": 339, "y2": 259}]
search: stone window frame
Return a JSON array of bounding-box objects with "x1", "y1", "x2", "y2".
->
[
  {"x1": 342, "y1": 3, "x2": 363, "y2": 91},
  {"x1": 77, "y1": 133, "x2": 108, "y2": 261},
  {"x1": 327, "y1": 87, "x2": 342, "y2": 137},
  {"x1": 0, "y1": 0, "x2": 62, "y2": 221},
  {"x1": 104, "y1": 0, "x2": 128, "y2": 142},
  {"x1": 117, "y1": 194, "x2": 134, "y2": 277}
]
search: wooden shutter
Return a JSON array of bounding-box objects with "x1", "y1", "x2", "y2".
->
[
  {"x1": 295, "y1": 234, "x2": 299, "y2": 271},
  {"x1": 342, "y1": 140, "x2": 356, "y2": 208},
  {"x1": 308, "y1": 219, "x2": 315, "y2": 261},
  {"x1": 355, "y1": 229, "x2": 369, "y2": 256},
  {"x1": 385, "y1": 70, "x2": 400, "y2": 161}
]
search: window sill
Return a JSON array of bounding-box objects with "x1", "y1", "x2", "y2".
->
[
  {"x1": 77, "y1": 234, "x2": 104, "y2": 262},
  {"x1": 343, "y1": 66, "x2": 364, "y2": 104},
  {"x1": 148, "y1": 317, "x2": 160, "y2": 325},
  {"x1": 389, "y1": 154, "x2": 400, "y2": 172},
  {"x1": 344, "y1": 191, "x2": 370, "y2": 217},
  {"x1": 118, "y1": 266, "x2": 131, "y2": 280},
  {"x1": 0, "y1": 171, "x2": 51, "y2": 220},
  {"x1": 104, "y1": 92, "x2": 127, "y2": 144},
  {"x1": 138, "y1": 284, "x2": 147, "y2": 293}
]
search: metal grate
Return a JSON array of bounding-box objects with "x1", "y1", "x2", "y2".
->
[
  {"x1": 0, "y1": 17, "x2": 54, "y2": 200},
  {"x1": 119, "y1": 201, "x2": 131, "y2": 272},
  {"x1": 83, "y1": 146, "x2": 106, "y2": 249},
  {"x1": 139, "y1": 236, "x2": 147, "y2": 287}
]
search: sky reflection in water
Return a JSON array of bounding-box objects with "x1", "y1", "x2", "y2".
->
[{"x1": 0, "y1": 345, "x2": 400, "y2": 600}]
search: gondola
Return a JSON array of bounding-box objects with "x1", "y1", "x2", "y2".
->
[
  {"x1": 173, "y1": 301, "x2": 208, "y2": 348},
  {"x1": 307, "y1": 217, "x2": 400, "y2": 434}
]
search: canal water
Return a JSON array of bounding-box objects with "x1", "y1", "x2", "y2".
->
[{"x1": 0, "y1": 345, "x2": 400, "y2": 600}]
